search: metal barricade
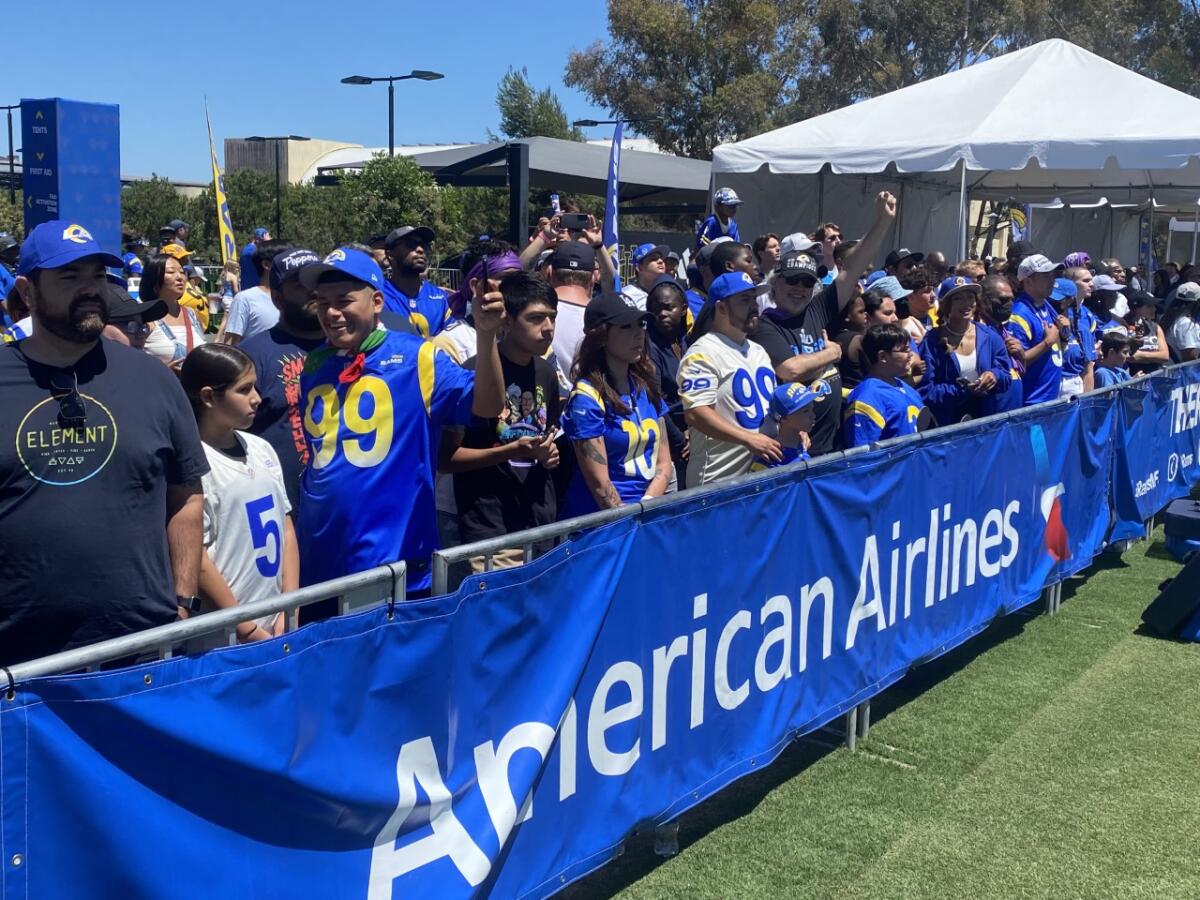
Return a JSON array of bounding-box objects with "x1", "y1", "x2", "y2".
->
[{"x1": 4, "y1": 562, "x2": 406, "y2": 684}]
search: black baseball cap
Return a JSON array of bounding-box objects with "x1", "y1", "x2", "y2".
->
[
  {"x1": 884, "y1": 248, "x2": 924, "y2": 268},
  {"x1": 584, "y1": 292, "x2": 650, "y2": 330},
  {"x1": 384, "y1": 225, "x2": 435, "y2": 250},
  {"x1": 269, "y1": 248, "x2": 321, "y2": 290},
  {"x1": 106, "y1": 283, "x2": 167, "y2": 323},
  {"x1": 0, "y1": 233, "x2": 17, "y2": 254},
  {"x1": 1006, "y1": 240, "x2": 1036, "y2": 262},
  {"x1": 548, "y1": 241, "x2": 595, "y2": 271},
  {"x1": 778, "y1": 249, "x2": 827, "y2": 282}
]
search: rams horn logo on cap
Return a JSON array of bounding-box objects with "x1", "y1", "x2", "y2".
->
[
  {"x1": 324, "y1": 249, "x2": 347, "y2": 264},
  {"x1": 955, "y1": 276, "x2": 966, "y2": 286},
  {"x1": 62, "y1": 224, "x2": 93, "y2": 244}
]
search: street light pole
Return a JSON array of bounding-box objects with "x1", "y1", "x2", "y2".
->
[
  {"x1": 1, "y1": 104, "x2": 18, "y2": 207},
  {"x1": 388, "y1": 81, "x2": 395, "y2": 158},
  {"x1": 340, "y1": 71, "x2": 443, "y2": 158},
  {"x1": 245, "y1": 135, "x2": 310, "y2": 239}
]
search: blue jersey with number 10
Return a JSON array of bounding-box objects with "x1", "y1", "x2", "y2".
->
[
  {"x1": 562, "y1": 377, "x2": 667, "y2": 517},
  {"x1": 297, "y1": 329, "x2": 474, "y2": 589}
]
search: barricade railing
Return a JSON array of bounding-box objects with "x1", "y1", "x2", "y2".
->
[
  {"x1": 12, "y1": 362, "x2": 1193, "y2": 685},
  {"x1": 4, "y1": 562, "x2": 406, "y2": 685}
]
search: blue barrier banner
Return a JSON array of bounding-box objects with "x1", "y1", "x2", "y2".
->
[
  {"x1": 20, "y1": 98, "x2": 121, "y2": 254},
  {"x1": 0, "y1": 389, "x2": 1142, "y2": 900},
  {"x1": 1109, "y1": 366, "x2": 1200, "y2": 541}
]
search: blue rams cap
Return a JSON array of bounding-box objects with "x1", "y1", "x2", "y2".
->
[
  {"x1": 868, "y1": 275, "x2": 912, "y2": 300},
  {"x1": 631, "y1": 242, "x2": 670, "y2": 266},
  {"x1": 708, "y1": 271, "x2": 769, "y2": 303},
  {"x1": 253, "y1": 227, "x2": 270, "y2": 239},
  {"x1": 297, "y1": 247, "x2": 384, "y2": 291},
  {"x1": 713, "y1": 187, "x2": 742, "y2": 207},
  {"x1": 769, "y1": 381, "x2": 829, "y2": 418},
  {"x1": 864, "y1": 269, "x2": 887, "y2": 287},
  {"x1": 17, "y1": 221, "x2": 123, "y2": 277},
  {"x1": 1050, "y1": 277, "x2": 1078, "y2": 302},
  {"x1": 937, "y1": 275, "x2": 981, "y2": 303}
]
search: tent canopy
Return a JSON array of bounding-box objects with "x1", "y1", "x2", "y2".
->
[
  {"x1": 713, "y1": 39, "x2": 1200, "y2": 203},
  {"x1": 710, "y1": 39, "x2": 1200, "y2": 261}
]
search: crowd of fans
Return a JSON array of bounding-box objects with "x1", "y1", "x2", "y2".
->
[{"x1": 1, "y1": 187, "x2": 1197, "y2": 668}]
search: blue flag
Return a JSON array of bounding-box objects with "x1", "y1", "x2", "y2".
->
[{"x1": 603, "y1": 121, "x2": 623, "y2": 292}]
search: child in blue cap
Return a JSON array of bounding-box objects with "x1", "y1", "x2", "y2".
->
[{"x1": 751, "y1": 381, "x2": 827, "y2": 470}]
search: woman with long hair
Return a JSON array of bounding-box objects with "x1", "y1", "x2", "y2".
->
[
  {"x1": 180, "y1": 343, "x2": 297, "y2": 647},
  {"x1": 1162, "y1": 283, "x2": 1200, "y2": 362},
  {"x1": 561, "y1": 294, "x2": 672, "y2": 516},
  {"x1": 140, "y1": 254, "x2": 206, "y2": 369},
  {"x1": 917, "y1": 279, "x2": 1012, "y2": 424}
]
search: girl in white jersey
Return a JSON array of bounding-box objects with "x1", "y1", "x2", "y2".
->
[{"x1": 181, "y1": 344, "x2": 297, "y2": 646}]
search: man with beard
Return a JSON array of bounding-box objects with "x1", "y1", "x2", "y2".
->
[
  {"x1": 0, "y1": 221, "x2": 208, "y2": 665},
  {"x1": 381, "y1": 225, "x2": 452, "y2": 337},
  {"x1": 240, "y1": 248, "x2": 324, "y2": 510},
  {"x1": 678, "y1": 271, "x2": 781, "y2": 486},
  {"x1": 750, "y1": 191, "x2": 898, "y2": 455}
]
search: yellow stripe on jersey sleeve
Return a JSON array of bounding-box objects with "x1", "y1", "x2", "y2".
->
[
  {"x1": 417, "y1": 340, "x2": 437, "y2": 416},
  {"x1": 1009, "y1": 314, "x2": 1033, "y2": 340},
  {"x1": 848, "y1": 400, "x2": 886, "y2": 428},
  {"x1": 570, "y1": 380, "x2": 606, "y2": 413}
]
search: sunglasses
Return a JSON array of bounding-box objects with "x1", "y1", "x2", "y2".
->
[
  {"x1": 783, "y1": 275, "x2": 817, "y2": 287},
  {"x1": 118, "y1": 320, "x2": 151, "y2": 338},
  {"x1": 49, "y1": 371, "x2": 87, "y2": 429}
]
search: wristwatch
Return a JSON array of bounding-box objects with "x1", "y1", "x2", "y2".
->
[{"x1": 176, "y1": 595, "x2": 203, "y2": 614}]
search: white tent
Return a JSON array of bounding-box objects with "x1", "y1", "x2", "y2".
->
[{"x1": 712, "y1": 39, "x2": 1200, "y2": 262}]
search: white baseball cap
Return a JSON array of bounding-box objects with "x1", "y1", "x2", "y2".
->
[
  {"x1": 1016, "y1": 254, "x2": 1063, "y2": 281},
  {"x1": 780, "y1": 232, "x2": 821, "y2": 256}
]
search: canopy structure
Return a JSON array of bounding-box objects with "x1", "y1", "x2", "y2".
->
[
  {"x1": 712, "y1": 39, "x2": 1200, "y2": 262},
  {"x1": 318, "y1": 136, "x2": 711, "y2": 245}
]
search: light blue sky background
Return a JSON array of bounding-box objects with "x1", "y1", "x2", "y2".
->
[{"x1": 5, "y1": 2, "x2": 616, "y2": 180}]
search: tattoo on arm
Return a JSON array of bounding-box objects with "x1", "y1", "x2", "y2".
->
[
  {"x1": 580, "y1": 439, "x2": 607, "y2": 465},
  {"x1": 601, "y1": 482, "x2": 622, "y2": 508}
]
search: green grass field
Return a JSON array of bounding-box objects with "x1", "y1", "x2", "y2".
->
[{"x1": 566, "y1": 530, "x2": 1200, "y2": 900}]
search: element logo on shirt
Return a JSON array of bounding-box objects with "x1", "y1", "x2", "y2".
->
[{"x1": 16, "y1": 394, "x2": 118, "y2": 485}]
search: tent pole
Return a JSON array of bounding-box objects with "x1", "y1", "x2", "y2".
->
[
  {"x1": 957, "y1": 163, "x2": 968, "y2": 262},
  {"x1": 1185, "y1": 201, "x2": 1195, "y2": 264}
]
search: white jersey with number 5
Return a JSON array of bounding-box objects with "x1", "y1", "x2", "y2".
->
[
  {"x1": 678, "y1": 331, "x2": 776, "y2": 487},
  {"x1": 201, "y1": 431, "x2": 291, "y2": 635}
]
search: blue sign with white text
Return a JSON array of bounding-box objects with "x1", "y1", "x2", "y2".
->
[
  {"x1": 1, "y1": 369, "x2": 1198, "y2": 899},
  {"x1": 21, "y1": 98, "x2": 120, "y2": 255}
]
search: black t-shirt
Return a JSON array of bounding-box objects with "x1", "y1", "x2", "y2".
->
[
  {"x1": 453, "y1": 352, "x2": 561, "y2": 543},
  {"x1": 750, "y1": 283, "x2": 845, "y2": 455},
  {"x1": 0, "y1": 340, "x2": 209, "y2": 665},
  {"x1": 240, "y1": 326, "x2": 325, "y2": 510}
]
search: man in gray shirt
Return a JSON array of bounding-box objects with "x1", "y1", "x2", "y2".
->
[{"x1": 222, "y1": 240, "x2": 292, "y2": 345}]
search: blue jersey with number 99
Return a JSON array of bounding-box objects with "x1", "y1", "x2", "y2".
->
[
  {"x1": 298, "y1": 329, "x2": 475, "y2": 589},
  {"x1": 562, "y1": 376, "x2": 667, "y2": 517}
]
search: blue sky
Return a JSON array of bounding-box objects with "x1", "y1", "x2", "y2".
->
[{"x1": 4, "y1": 1, "x2": 615, "y2": 181}]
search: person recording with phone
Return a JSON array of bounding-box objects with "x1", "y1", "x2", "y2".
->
[{"x1": 518, "y1": 199, "x2": 616, "y2": 293}]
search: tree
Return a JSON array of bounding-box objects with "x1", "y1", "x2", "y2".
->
[
  {"x1": 492, "y1": 68, "x2": 584, "y2": 141},
  {"x1": 567, "y1": 0, "x2": 1200, "y2": 160},
  {"x1": 120, "y1": 177, "x2": 192, "y2": 245}
]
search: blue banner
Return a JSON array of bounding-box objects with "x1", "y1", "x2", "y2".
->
[
  {"x1": 21, "y1": 98, "x2": 121, "y2": 255},
  {"x1": 603, "y1": 121, "x2": 622, "y2": 292},
  {"x1": 4, "y1": 371, "x2": 1199, "y2": 898},
  {"x1": 1109, "y1": 367, "x2": 1200, "y2": 541}
]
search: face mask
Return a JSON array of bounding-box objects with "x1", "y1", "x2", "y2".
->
[{"x1": 1112, "y1": 294, "x2": 1130, "y2": 319}]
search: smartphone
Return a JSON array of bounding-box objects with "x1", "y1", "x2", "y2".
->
[{"x1": 560, "y1": 212, "x2": 590, "y2": 231}]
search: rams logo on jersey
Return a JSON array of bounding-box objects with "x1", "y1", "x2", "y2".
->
[{"x1": 62, "y1": 224, "x2": 93, "y2": 244}]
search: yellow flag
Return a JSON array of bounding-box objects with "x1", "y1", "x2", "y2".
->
[{"x1": 205, "y1": 100, "x2": 237, "y2": 266}]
